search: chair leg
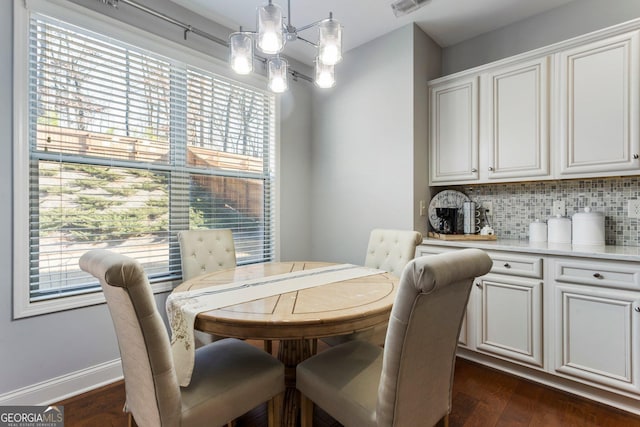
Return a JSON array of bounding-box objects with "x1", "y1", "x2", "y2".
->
[
  {"x1": 267, "y1": 392, "x2": 284, "y2": 427},
  {"x1": 300, "y1": 393, "x2": 314, "y2": 427},
  {"x1": 127, "y1": 413, "x2": 138, "y2": 427},
  {"x1": 264, "y1": 339, "x2": 273, "y2": 354}
]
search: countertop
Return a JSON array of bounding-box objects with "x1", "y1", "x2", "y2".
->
[{"x1": 421, "y1": 237, "x2": 640, "y2": 262}]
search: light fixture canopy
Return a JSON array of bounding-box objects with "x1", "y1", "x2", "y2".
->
[
  {"x1": 391, "y1": 0, "x2": 432, "y2": 17},
  {"x1": 229, "y1": 1, "x2": 342, "y2": 93}
]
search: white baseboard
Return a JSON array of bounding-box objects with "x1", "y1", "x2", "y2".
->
[{"x1": 0, "y1": 359, "x2": 123, "y2": 405}]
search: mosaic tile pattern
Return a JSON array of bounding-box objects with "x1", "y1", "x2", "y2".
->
[{"x1": 442, "y1": 176, "x2": 640, "y2": 246}]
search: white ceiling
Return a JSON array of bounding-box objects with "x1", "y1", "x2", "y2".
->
[{"x1": 171, "y1": 0, "x2": 575, "y2": 65}]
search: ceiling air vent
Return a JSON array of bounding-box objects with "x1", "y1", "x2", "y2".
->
[{"x1": 391, "y1": 0, "x2": 432, "y2": 17}]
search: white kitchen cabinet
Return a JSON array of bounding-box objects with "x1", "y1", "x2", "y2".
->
[
  {"x1": 483, "y1": 57, "x2": 551, "y2": 181},
  {"x1": 429, "y1": 75, "x2": 479, "y2": 184},
  {"x1": 418, "y1": 241, "x2": 640, "y2": 414},
  {"x1": 476, "y1": 275, "x2": 544, "y2": 368},
  {"x1": 551, "y1": 259, "x2": 640, "y2": 395},
  {"x1": 428, "y1": 26, "x2": 640, "y2": 185},
  {"x1": 429, "y1": 56, "x2": 551, "y2": 185},
  {"x1": 416, "y1": 245, "x2": 544, "y2": 365},
  {"x1": 474, "y1": 251, "x2": 544, "y2": 368},
  {"x1": 558, "y1": 30, "x2": 640, "y2": 177}
]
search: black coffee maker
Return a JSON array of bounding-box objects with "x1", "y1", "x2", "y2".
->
[{"x1": 435, "y1": 207, "x2": 459, "y2": 234}]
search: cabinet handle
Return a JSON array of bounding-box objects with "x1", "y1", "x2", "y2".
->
[
  {"x1": 593, "y1": 273, "x2": 603, "y2": 279},
  {"x1": 634, "y1": 154, "x2": 639, "y2": 159},
  {"x1": 471, "y1": 168, "x2": 477, "y2": 173},
  {"x1": 488, "y1": 166, "x2": 494, "y2": 171},
  {"x1": 635, "y1": 306, "x2": 640, "y2": 312},
  {"x1": 503, "y1": 263, "x2": 511, "y2": 268}
]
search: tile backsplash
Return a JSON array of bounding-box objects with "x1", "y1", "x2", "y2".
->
[{"x1": 443, "y1": 176, "x2": 640, "y2": 246}]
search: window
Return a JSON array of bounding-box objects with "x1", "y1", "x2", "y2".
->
[{"x1": 14, "y1": 4, "x2": 276, "y2": 317}]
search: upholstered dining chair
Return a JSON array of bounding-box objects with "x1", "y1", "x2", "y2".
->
[
  {"x1": 178, "y1": 228, "x2": 261, "y2": 350},
  {"x1": 323, "y1": 228, "x2": 423, "y2": 347},
  {"x1": 364, "y1": 228, "x2": 424, "y2": 277},
  {"x1": 80, "y1": 249, "x2": 284, "y2": 427},
  {"x1": 178, "y1": 228, "x2": 237, "y2": 281},
  {"x1": 297, "y1": 248, "x2": 492, "y2": 427}
]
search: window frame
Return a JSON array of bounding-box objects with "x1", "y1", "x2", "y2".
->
[{"x1": 13, "y1": 0, "x2": 280, "y2": 318}]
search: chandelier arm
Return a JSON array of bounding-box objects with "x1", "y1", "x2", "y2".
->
[
  {"x1": 98, "y1": 0, "x2": 314, "y2": 85},
  {"x1": 290, "y1": 70, "x2": 312, "y2": 83},
  {"x1": 295, "y1": 36, "x2": 317, "y2": 48},
  {"x1": 295, "y1": 19, "x2": 327, "y2": 33}
]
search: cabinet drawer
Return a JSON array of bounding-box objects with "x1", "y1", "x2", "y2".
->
[
  {"x1": 416, "y1": 245, "x2": 453, "y2": 257},
  {"x1": 554, "y1": 260, "x2": 640, "y2": 290},
  {"x1": 489, "y1": 253, "x2": 543, "y2": 279}
]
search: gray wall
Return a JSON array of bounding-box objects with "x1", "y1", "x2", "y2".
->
[
  {"x1": 309, "y1": 24, "x2": 441, "y2": 264},
  {"x1": 0, "y1": 0, "x2": 312, "y2": 399},
  {"x1": 413, "y1": 26, "x2": 441, "y2": 234},
  {"x1": 442, "y1": 0, "x2": 640, "y2": 75}
]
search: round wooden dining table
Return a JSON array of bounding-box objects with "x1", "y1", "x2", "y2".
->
[{"x1": 171, "y1": 261, "x2": 399, "y2": 427}]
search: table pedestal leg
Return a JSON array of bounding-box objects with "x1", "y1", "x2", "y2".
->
[{"x1": 277, "y1": 339, "x2": 314, "y2": 427}]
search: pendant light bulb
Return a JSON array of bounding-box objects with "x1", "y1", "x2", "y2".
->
[
  {"x1": 315, "y1": 59, "x2": 335, "y2": 88},
  {"x1": 268, "y1": 57, "x2": 288, "y2": 93},
  {"x1": 318, "y1": 17, "x2": 342, "y2": 66},
  {"x1": 229, "y1": 32, "x2": 254, "y2": 75},
  {"x1": 258, "y1": 1, "x2": 284, "y2": 54}
]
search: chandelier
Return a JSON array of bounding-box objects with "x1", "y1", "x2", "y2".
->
[{"x1": 229, "y1": 0, "x2": 343, "y2": 93}]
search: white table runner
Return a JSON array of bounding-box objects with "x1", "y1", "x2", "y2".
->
[{"x1": 167, "y1": 263, "x2": 383, "y2": 386}]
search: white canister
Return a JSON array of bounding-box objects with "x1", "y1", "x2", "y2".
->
[
  {"x1": 572, "y1": 207, "x2": 605, "y2": 246},
  {"x1": 529, "y1": 219, "x2": 547, "y2": 242},
  {"x1": 547, "y1": 215, "x2": 571, "y2": 244}
]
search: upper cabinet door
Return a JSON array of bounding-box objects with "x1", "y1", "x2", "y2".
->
[
  {"x1": 429, "y1": 76, "x2": 479, "y2": 185},
  {"x1": 558, "y1": 31, "x2": 640, "y2": 177},
  {"x1": 484, "y1": 57, "x2": 551, "y2": 180}
]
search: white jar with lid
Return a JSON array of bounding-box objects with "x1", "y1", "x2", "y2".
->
[
  {"x1": 548, "y1": 215, "x2": 571, "y2": 244},
  {"x1": 529, "y1": 219, "x2": 547, "y2": 242},
  {"x1": 572, "y1": 207, "x2": 605, "y2": 246}
]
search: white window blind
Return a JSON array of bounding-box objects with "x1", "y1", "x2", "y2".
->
[{"x1": 25, "y1": 12, "x2": 276, "y2": 303}]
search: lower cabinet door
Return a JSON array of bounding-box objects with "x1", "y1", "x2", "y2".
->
[
  {"x1": 554, "y1": 283, "x2": 640, "y2": 394},
  {"x1": 476, "y1": 275, "x2": 543, "y2": 367}
]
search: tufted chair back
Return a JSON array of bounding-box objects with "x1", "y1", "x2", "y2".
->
[
  {"x1": 296, "y1": 249, "x2": 492, "y2": 427},
  {"x1": 178, "y1": 229, "x2": 237, "y2": 281},
  {"x1": 81, "y1": 249, "x2": 285, "y2": 427},
  {"x1": 79, "y1": 250, "x2": 181, "y2": 426},
  {"x1": 364, "y1": 229, "x2": 423, "y2": 277}
]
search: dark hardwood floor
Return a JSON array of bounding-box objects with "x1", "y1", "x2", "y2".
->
[{"x1": 55, "y1": 341, "x2": 640, "y2": 427}]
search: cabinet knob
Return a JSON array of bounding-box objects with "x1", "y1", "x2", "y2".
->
[
  {"x1": 634, "y1": 154, "x2": 639, "y2": 159},
  {"x1": 471, "y1": 168, "x2": 478, "y2": 173},
  {"x1": 488, "y1": 166, "x2": 494, "y2": 171},
  {"x1": 504, "y1": 263, "x2": 511, "y2": 268},
  {"x1": 475, "y1": 282, "x2": 482, "y2": 288},
  {"x1": 635, "y1": 306, "x2": 640, "y2": 312},
  {"x1": 593, "y1": 273, "x2": 603, "y2": 279}
]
